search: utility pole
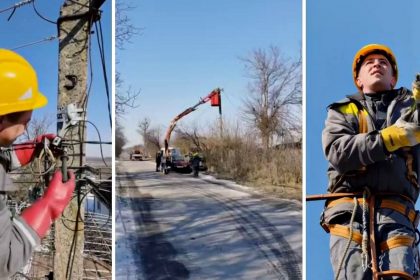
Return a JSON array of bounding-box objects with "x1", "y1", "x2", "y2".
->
[
  {"x1": 218, "y1": 92, "x2": 223, "y2": 139},
  {"x1": 55, "y1": 0, "x2": 104, "y2": 279}
]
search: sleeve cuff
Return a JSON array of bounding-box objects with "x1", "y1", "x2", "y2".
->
[{"x1": 13, "y1": 217, "x2": 41, "y2": 248}]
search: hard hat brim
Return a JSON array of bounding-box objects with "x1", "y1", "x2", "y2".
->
[
  {"x1": 32, "y1": 91, "x2": 48, "y2": 110},
  {"x1": 0, "y1": 90, "x2": 48, "y2": 116}
]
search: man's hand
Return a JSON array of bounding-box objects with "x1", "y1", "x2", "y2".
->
[
  {"x1": 13, "y1": 134, "x2": 56, "y2": 167},
  {"x1": 380, "y1": 119, "x2": 420, "y2": 152},
  {"x1": 21, "y1": 170, "x2": 75, "y2": 238}
]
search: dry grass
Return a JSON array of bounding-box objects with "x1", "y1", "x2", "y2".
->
[
  {"x1": 171, "y1": 121, "x2": 302, "y2": 200},
  {"x1": 204, "y1": 135, "x2": 302, "y2": 200}
]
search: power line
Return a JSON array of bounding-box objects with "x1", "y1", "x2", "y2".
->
[
  {"x1": 11, "y1": 35, "x2": 57, "y2": 50},
  {"x1": 0, "y1": 0, "x2": 33, "y2": 14},
  {"x1": 94, "y1": 17, "x2": 112, "y2": 129}
]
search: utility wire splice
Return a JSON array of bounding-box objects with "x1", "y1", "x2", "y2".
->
[
  {"x1": 0, "y1": 0, "x2": 34, "y2": 21},
  {"x1": 31, "y1": 138, "x2": 56, "y2": 177},
  {"x1": 0, "y1": 0, "x2": 33, "y2": 14}
]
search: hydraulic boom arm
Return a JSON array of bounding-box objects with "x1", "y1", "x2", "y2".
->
[{"x1": 164, "y1": 88, "x2": 221, "y2": 152}]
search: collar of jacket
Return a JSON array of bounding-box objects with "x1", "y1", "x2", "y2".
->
[{"x1": 327, "y1": 87, "x2": 411, "y2": 110}]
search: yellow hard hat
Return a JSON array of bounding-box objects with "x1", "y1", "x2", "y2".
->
[
  {"x1": 352, "y1": 44, "x2": 398, "y2": 90},
  {"x1": 0, "y1": 49, "x2": 47, "y2": 116}
]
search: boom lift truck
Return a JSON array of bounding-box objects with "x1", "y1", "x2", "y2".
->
[{"x1": 161, "y1": 88, "x2": 222, "y2": 174}]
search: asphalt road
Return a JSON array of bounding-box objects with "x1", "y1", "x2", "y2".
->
[{"x1": 116, "y1": 160, "x2": 302, "y2": 280}]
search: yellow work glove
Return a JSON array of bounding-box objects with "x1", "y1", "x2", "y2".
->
[
  {"x1": 413, "y1": 74, "x2": 420, "y2": 103},
  {"x1": 380, "y1": 119, "x2": 420, "y2": 152}
]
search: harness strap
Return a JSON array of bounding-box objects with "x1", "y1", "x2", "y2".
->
[
  {"x1": 380, "y1": 200, "x2": 417, "y2": 225},
  {"x1": 329, "y1": 224, "x2": 363, "y2": 245},
  {"x1": 380, "y1": 236, "x2": 415, "y2": 252},
  {"x1": 329, "y1": 225, "x2": 416, "y2": 253},
  {"x1": 327, "y1": 195, "x2": 417, "y2": 280},
  {"x1": 326, "y1": 198, "x2": 418, "y2": 225}
]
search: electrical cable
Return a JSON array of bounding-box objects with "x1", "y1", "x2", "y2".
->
[
  {"x1": 7, "y1": 8, "x2": 17, "y2": 21},
  {"x1": 81, "y1": 13, "x2": 95, "y2": 111},
  {"x1": 80, "y1": 120, "x2": 109, "y2": 167},
  {"x1": 65, "y1": 184, "x2": 82, "y2": 279},
  {"x1": 60, "y1": 180, "x2": 111, "y2": 230},
  {"x1": 11, "y1": 35, "x2": 57, "y2": 51},
  {"x1": 0, "y1": 0, "x2": 33, "y2": 15},
  {"x1": 94, "y1": 18, "x2": 112, "y2": 128},
  {"x1": 32, "y1": 0, "x2": 56, "y2": 24}
]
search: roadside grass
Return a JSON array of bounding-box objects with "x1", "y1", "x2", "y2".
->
[{"x1": 205, "y1": 140, "x2": 302, "y2": 201}]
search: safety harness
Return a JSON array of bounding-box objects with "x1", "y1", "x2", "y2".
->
[{"x1": 310, "y1": 100, "x2": 420, "y2": 280}]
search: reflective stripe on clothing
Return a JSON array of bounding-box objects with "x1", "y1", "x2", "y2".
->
[
  {"x1": 326, "y1": 197, "x2": 418, "y2": 225},
  {"x1": 380, "y1": 235, "x2": 415, "y2": 252},
  {"x1": 337, "y1": 102, "x2": 369, "y2": 134},
  {"x1": 330, "y1": 223, "x2": 416, "y2": 254},
  {"x1": 329, "y1": 224, "x2": 363, "y2": 245}
]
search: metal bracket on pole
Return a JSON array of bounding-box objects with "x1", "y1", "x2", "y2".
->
[
  {"x1": 55, "y1": 103, "x2": 85, "y2": 182},
  {"x1": 56, "y1": 103, "x2": 86, "y2": 141}
]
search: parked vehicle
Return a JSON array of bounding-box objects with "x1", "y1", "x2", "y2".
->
[
  {"x1": 159, "y1": 147, "x2": 186, "y2": 174},
  {"x1": 130, "y1": 150, "x2": 143, "y2": 161},
  {"x1": 171, "y1": 154, "x2": 192, "y2": 172}
]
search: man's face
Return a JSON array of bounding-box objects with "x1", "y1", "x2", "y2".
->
[
  {"x1": 0, "y1": 111, "x2": 32, "y2": 146},
  {"x1": 356, "y1": 53, "x2": 396, "y2": 93}
]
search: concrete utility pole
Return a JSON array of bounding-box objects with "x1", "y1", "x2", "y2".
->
[{"x1": 55, "y1": 0, "x2": 104, "y2": 279}]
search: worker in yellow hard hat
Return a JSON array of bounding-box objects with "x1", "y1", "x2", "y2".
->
[
  {"x1": 0, "y1": 49, "x2": 75, "y2": 277},
  {"x1": 320, "y1": 44, "x2": 420, "y2": 279}
]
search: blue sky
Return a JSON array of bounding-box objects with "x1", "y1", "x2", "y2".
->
[
  {"x1": 118, "y1": 0, "x2": 301, "y2": 147},
  {"x1": 0, "y1": 0, "x2": 111, "y2": 157},
  {"x1": 306, "y1": 0, "x2": 420, "y2": 278}
]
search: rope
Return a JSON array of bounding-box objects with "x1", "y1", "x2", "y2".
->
[
  {"x1": 335, "y1": 196, "x2": 358, "y2": 280},
  {"x1": 361, "y1": 188, "x2": 370, "y2": 271}
]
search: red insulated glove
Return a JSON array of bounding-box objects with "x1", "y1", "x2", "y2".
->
[
  {"x1": 21, "y1": 170, "x2": 75, "y2": 238},
  {"x1": 14, "y1": 134, "x2": 56, "y2": 166}
]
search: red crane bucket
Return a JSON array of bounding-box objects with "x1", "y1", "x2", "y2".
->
[{"x1": 210, "y1": 92, "x2": 221, "y2": 106}]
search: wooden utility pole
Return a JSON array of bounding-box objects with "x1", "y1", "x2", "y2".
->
[{"x1": 55, "y1": 0, "x2": 104, "y2": 279}]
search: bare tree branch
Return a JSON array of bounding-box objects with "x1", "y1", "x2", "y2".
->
[
  {"x1": 137, "y1": 118, "x2": 161, "y2": 155},
  {"x1": 115, "y1": 120, "x2": 127, "y2": 157},
  {"x1": 240, "y1": 46, "x2": 301, "y2": 149},
  {"x1": 174, "y1": 125, "x2": 209, "y2": 153},
  {"x1": 20, "y1": 114, "x2": 54, "y2": 142},
  {"x1": 146, "y1": 127, "x2": 162, "y2": 150},
  {"x1": 116, "y1": 0, "x2": 141, "y2": 117},
  {"x1": 116, "y1": 1, "x2": 141, "y2": 50}
]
